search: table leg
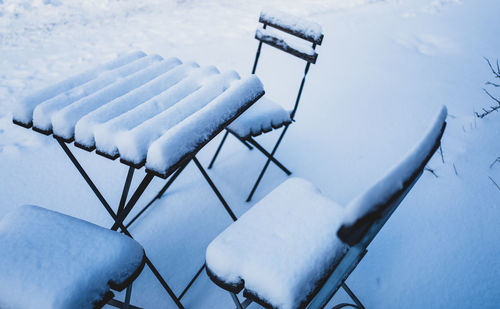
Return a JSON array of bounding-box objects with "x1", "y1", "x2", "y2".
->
[{"x1": 56, "y1": 139, "x2": 185, "y2": 309}]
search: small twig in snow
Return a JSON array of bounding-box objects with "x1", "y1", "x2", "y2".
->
[
  {"x1": 486, "y1": 81, "x2": 500, "y2": 87},
  {"x1": 425, "y1": 167, "x2": 439, "y2": 178},
  {"x1": 488, "y1": 176, "x2": 500, "y2": 191},
  {"x1": 439, "y1": 145, "x2": 445, "y2": 164},
  {"x1": 489, "y1": 157, "x2": 500, "y2": 169},
  {"x1": 453, "y1": 163, "x2": 458, "y2": 176},
  {"x1": 484, "y1": 57, "x2": 500, "y2": 78},
  {"x1": 476, "y1": 58, "x2": 500, "y2": 118}
]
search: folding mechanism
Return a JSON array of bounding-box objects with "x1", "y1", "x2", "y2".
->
[
  {"x1": 0, "y1": 205, "x2": 146, "y2": 309},
  {"x1": 205, "y1": 107, "x2": 447, "y2": 309},
  {"x1": 208, "y1": 8, "x2": 324, "y2": 201},
  {"x1": 12, "y1": 50, "x2": 265, "y2": 309}
]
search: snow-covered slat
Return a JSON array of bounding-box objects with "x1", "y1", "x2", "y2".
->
[
  {"x1": 93, "y1": 65, "x2": 219, "y2": 158},
  {"x1": 74, "y1": 61, "x2": 198, "y2": 149},
  {"x1": 14, "y1": 51, "x2": 265, "y2": 179},
  {"x1": 117, "y1": 71, "x2": 241, "y2": 165},
  {"x1": 32, "y1": 54, "x2": 164, "y2": 133},
  {"x1": 259, "y1": 7, "x2": 323, "y2": 45},
  {"x1": 51, "y1": 58, "x2": 181, "y2": 141},
  {"x1": 255, "y1": 28, "x2": 318, "y2": 63},
  {"x1": 12, "y1": 50, "x2": 146, "y2": 127},
  {"x1": 146, "y1": 75, "x2": 265, "y2": 177}
]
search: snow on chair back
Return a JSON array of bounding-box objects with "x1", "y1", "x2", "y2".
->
[
  {"x1": 255, "y1": 8, "x2": 323, "y2": 64},
  {"x1": 338, "y1": 106, "x2": 448, "y2": 248}
]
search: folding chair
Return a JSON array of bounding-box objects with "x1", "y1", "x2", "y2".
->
[
  {"x1": 0, "y1": 205, "x2": 146, "y2": 309},
  {"x1": 208, "y1": 8, "x2": 324, "y2": 201},
  {"x1": 205, "y1": 106, "x2": 447, "y2": 309}
]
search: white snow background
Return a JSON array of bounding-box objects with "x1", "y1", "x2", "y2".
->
[{"x1": 0, "y1": 0, "x2": 499, "y2": 308}]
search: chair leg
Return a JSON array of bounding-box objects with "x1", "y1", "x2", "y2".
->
[
  {"x1": 208, "y1": 131, "x2": 229, "y2": 169},
  {"x1": 246, "y1": 137, "x2": 291, "y2": 175},
  {"x1": 331, "y1": 283, "x2": 365, "y2": 309},
  {"x1": 123, "y1": 284, "x2": 132, "y2": 309},
  {"x1": 193, "y1": 157, "x2": 238, "y2": 222},
  {"x1": 229, "y1": 130, "x2": 254, "y2": 150},
  {"x1": 246, "y1": 125, "x2": 290, "y2": 202},
  {"x1": 230, "y1": 293, "x2": 244, "y2": 309}
]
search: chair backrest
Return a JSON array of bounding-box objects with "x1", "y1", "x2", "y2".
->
[
  {"x1": 337, "y1": 106, "x2": 448, "y2": 248},
  {"x1": 251, "y1": 8, "x2": 324, "y2": 119}
]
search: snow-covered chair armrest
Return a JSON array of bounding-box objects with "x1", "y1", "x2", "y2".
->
[{"x1": 338, "y1": 106, "x2": 447, "y2": 247}]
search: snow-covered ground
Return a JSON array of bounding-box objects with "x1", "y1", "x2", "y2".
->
[{"x1": 1, "y1": 0, "x2": 499, "y2": 308}]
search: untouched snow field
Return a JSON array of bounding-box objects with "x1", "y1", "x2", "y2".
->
[{"x1": 1, "y1": 0, "x2": 499, "y2": 308}]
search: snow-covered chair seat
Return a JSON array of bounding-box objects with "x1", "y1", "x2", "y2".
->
[
  {"x1": 227, "y1": 97, "x2": 292, "y2": 138},
  {"x1": 206, "y1": 106, "x2": 447, "y2": 309},
  {"x1": 0, "y1": 205, "x2": 146, "y2": 309}
]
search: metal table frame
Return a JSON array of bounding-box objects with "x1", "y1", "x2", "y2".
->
[{"x1": 14, "y1": 89, "x2": 264, "y2": 309}]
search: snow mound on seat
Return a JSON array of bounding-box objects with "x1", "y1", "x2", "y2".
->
[
  {"x1": 206, "y1": 178, "x2": 347, "y2": 309},
  {"x1": 227, "y1": 96, "x2": 292, "y2": 138},
  {"x1": 0, "y1": 205, "x2": 144, "y2": 309}
]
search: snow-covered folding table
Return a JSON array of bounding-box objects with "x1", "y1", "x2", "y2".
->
[{"x1": 12, "y1": 50, "x2": 265, "y2": 309}]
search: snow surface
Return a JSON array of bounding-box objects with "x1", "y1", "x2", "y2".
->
[
  {"x1": 12, "y1": 50, "x2": 147, "y2": 126},
  {"x1": 1, "y1": 0, "x2": 499, "y2": 308},
  {"x1": 146, "y1": 75, "x2": 264, "y2": 174},
  {"x1": 92, "y1": 63, "x2": 214, "y2": 156},
  {"x1": 260, "y1": 7, "x2": 323, "y2": 43},
  {"x1": 33, "y1": 54, "x2": 164, "y2": 132},
  {"x1": 228, "y1": 96, "x2": 292, "y2": 138},
  {"x1": 52, "y1": 57, "x2": 180, "y2": 140},
  {"x1": 115, "y1": 70, "x2": 243, "y2": 165},
  {"x1": 206, "y1": 178, "x2": 347, "y2": 309},
  {"x1": 0, "y1": 205, "x2": 144, "y2": 309},
  {"x1": 74, "y1": 60, "x2": 192, "y2": 148}
]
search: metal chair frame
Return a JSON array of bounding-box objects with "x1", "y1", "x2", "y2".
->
[
  {"x1": 208, "y1": 20, "x2": 322, "y2": 201},
  {"x1": 208, "y1": 120, "x2": 446, "y2": 309}
]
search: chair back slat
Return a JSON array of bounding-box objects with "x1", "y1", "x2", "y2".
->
[
  {"x1": 255, "y1": 28, "x2": 318, "y2": 64},
  {"x1": 259, "y1": 8, "x2": 324, "y2": 45},
  {"x1": 337, "y1": 106, "x2": 448, "y2": 247}
]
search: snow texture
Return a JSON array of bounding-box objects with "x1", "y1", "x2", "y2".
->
[
  {"x1": 33, "y1": 54, "x2": 164, "y2": 132},
  {"x1": 227, "y1": 96, "x2": 292, "y2": 138},
  {"x1": 206, "y1": 178, "x2": 347, "y2": 309},
  {"x1": 260, "y1": 7, "x2": 323, "y2": 42},
  {"x1": 115, "y1": 69, "x2": 240, "y2": 164},
  {"x1": 15, "y1": 50, "x2": 264, "y2": 174},
  {"x1": 51, "y1": 57, "x2": 180, "y2": 139},
  {"x1": 74, "y1": 59, "x2": 192, "y2": 148},
  {"x1": 342, "y1": 106, "x2": 447, "y2": 226},
  {"x1": 12, "y1": 50, "x2": 146, "y2": 126},
  {"x1": 2, "y1": 1, "x2": 499, "y2": 308},
  {"x1": 146, "y1": 75, "x2": 264, "y2": 174},
  {"x1": 92, "y1": 63, "x2": 212, "y2": 156},
  {"x1": 0, "y1": 205, "x2": 144, "y2": 309}
]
